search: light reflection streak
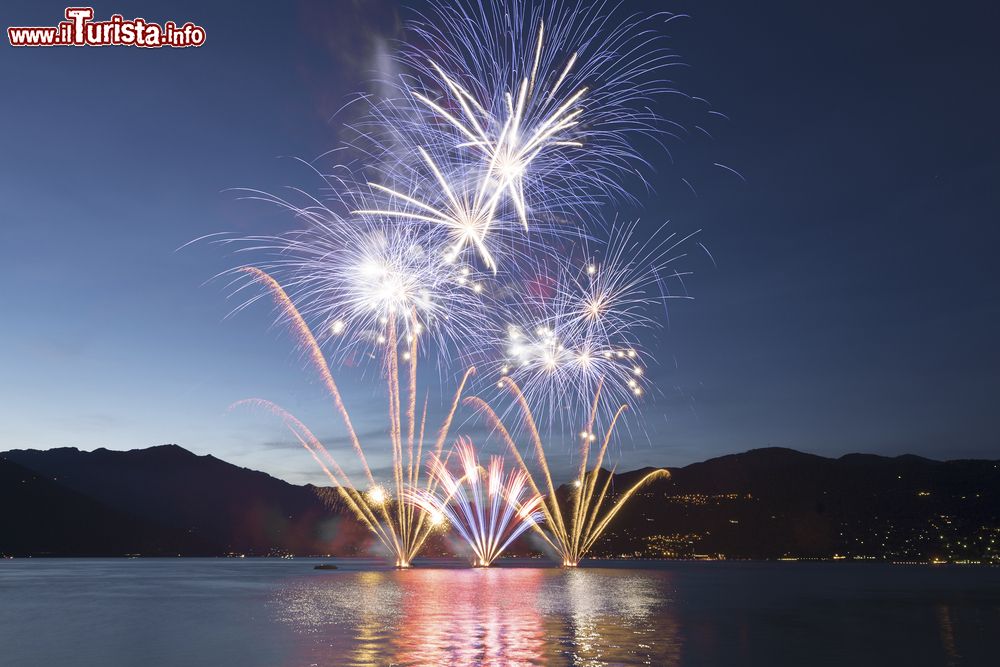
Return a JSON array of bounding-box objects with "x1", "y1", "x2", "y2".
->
[{"x1": 272, "y1": 567, "x2": 680, "y2": 666}]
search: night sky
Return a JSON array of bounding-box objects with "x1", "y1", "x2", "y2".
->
[{"x1": 2, "y1": 0, "x2": 998, "y2": 485}]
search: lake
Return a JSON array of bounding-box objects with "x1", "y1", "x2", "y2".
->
[{"x1": 1, "y1": 559, "x2": 998, "y2": 665}]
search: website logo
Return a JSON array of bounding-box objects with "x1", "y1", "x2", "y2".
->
[{"x1": 8, "y1": 7, "x2": 206, "y2": 48}]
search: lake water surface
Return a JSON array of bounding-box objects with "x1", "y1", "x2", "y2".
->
[{"x1": 1, "y1": 559, "x2": 998, "y2": 666}]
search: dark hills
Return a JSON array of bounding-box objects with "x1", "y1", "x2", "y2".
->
[
  {"x1": 3, "y1": 445, "x2": 998, "y2": 561},
  {"x1": 0, "y1": 457, "x2": 198, "y2": 555},
  {"x1": 1, "y1": 445, "x2": 365, "y2": 556},
  {"x1": 598, "y1": 447, "x2": 1000, "y2": 561}
]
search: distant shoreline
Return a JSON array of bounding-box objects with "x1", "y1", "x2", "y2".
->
[{"x1": 3, "y1": 555, "x2": 995, "y2": 567}]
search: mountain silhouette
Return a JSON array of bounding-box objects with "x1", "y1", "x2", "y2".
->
[
  {"x1": 2, "y1": 445, "x2": 365, "y2": 556},
  {"x1": 597, "y1": 447, "x2": 1000, "y2": 560},
  {"x1": 3, "y1": 445, "x2": 998, "y2": 560}
]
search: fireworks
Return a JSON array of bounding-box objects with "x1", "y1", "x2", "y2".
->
[
  {"x1": 388, "y1": 0, "x2": 688, "y2": 225},
  {"x1": 218, "y1": 188, "x2": 491, "y2": 366},
  {"x1": 218, "y1": 0, "x2": 709, "y2": 566},
  {"x1": 233, "y1": 268, "x2": 476, "y2": 567},
  {"x1": 408, "y1": 438, "x2": 544, "y2": 566},
  {"x1": 494, "y1": 220, "x2": 699, "y2": 428},
  {"x1": 347, "y1": 0, "x2": 688, "y2": 278},
  {"x1": 467, "y1": 377, "x2": 670, "y2": 566}
]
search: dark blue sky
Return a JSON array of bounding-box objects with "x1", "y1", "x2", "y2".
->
[{"x1": 2, "y1": 0, "x2": 998, "y2": 484}]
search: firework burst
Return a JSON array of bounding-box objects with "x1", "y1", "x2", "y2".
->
[
  {"x1": 408, "y1": 437, "x2": 544, "y2": 566},
  {"x1": 491, "y1": 219, "x2": 700, "y2": 430},
  {"x1": 390, "y1": 0, "x2": 690, "y2": 226},
  {"x1": 343, "y1": 0, "x2": 695, "y2": 282},
  {"x1": 217, "y1": 182, "x2": 495, "y2": 368}
]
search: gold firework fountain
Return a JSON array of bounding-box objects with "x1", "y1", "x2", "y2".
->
[
  {"x1": 238, "y1": 268, "x2": 473, "y2": 567},
  {"x1": 467, "y1": 377, "x2": 670, "y2": 566}
]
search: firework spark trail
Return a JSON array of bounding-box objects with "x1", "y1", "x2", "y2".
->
[
  {"x1": 408, "y1": 437, "x2": 544, "y2": 566},
  {"x1": 239, "y1": 267, "x2": 375, "y2": 487},
  {"x1": 237, "y1": 267, "x2": 477, "y2": 567},
  {"x1": 466, "y1": 377, "x2": 669, "y2": 566},
  {"x1": 230, "y1": 398, "x2": 400, "y2": 553}
]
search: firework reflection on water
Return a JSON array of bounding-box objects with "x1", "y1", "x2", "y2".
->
[{"x1": 271, "y1": 565, "x2": 677, "y2": 666}]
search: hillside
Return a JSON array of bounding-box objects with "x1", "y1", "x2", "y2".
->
[
  {"x1": 595, "y1": 447, "x2": 1000, "y2": 560},
  {"x1": 2, "y1": 445, "x2": 365, "y2": 556},
  {"x1": 3, "y1": 445, "x2": 999, "y2": 561}
]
